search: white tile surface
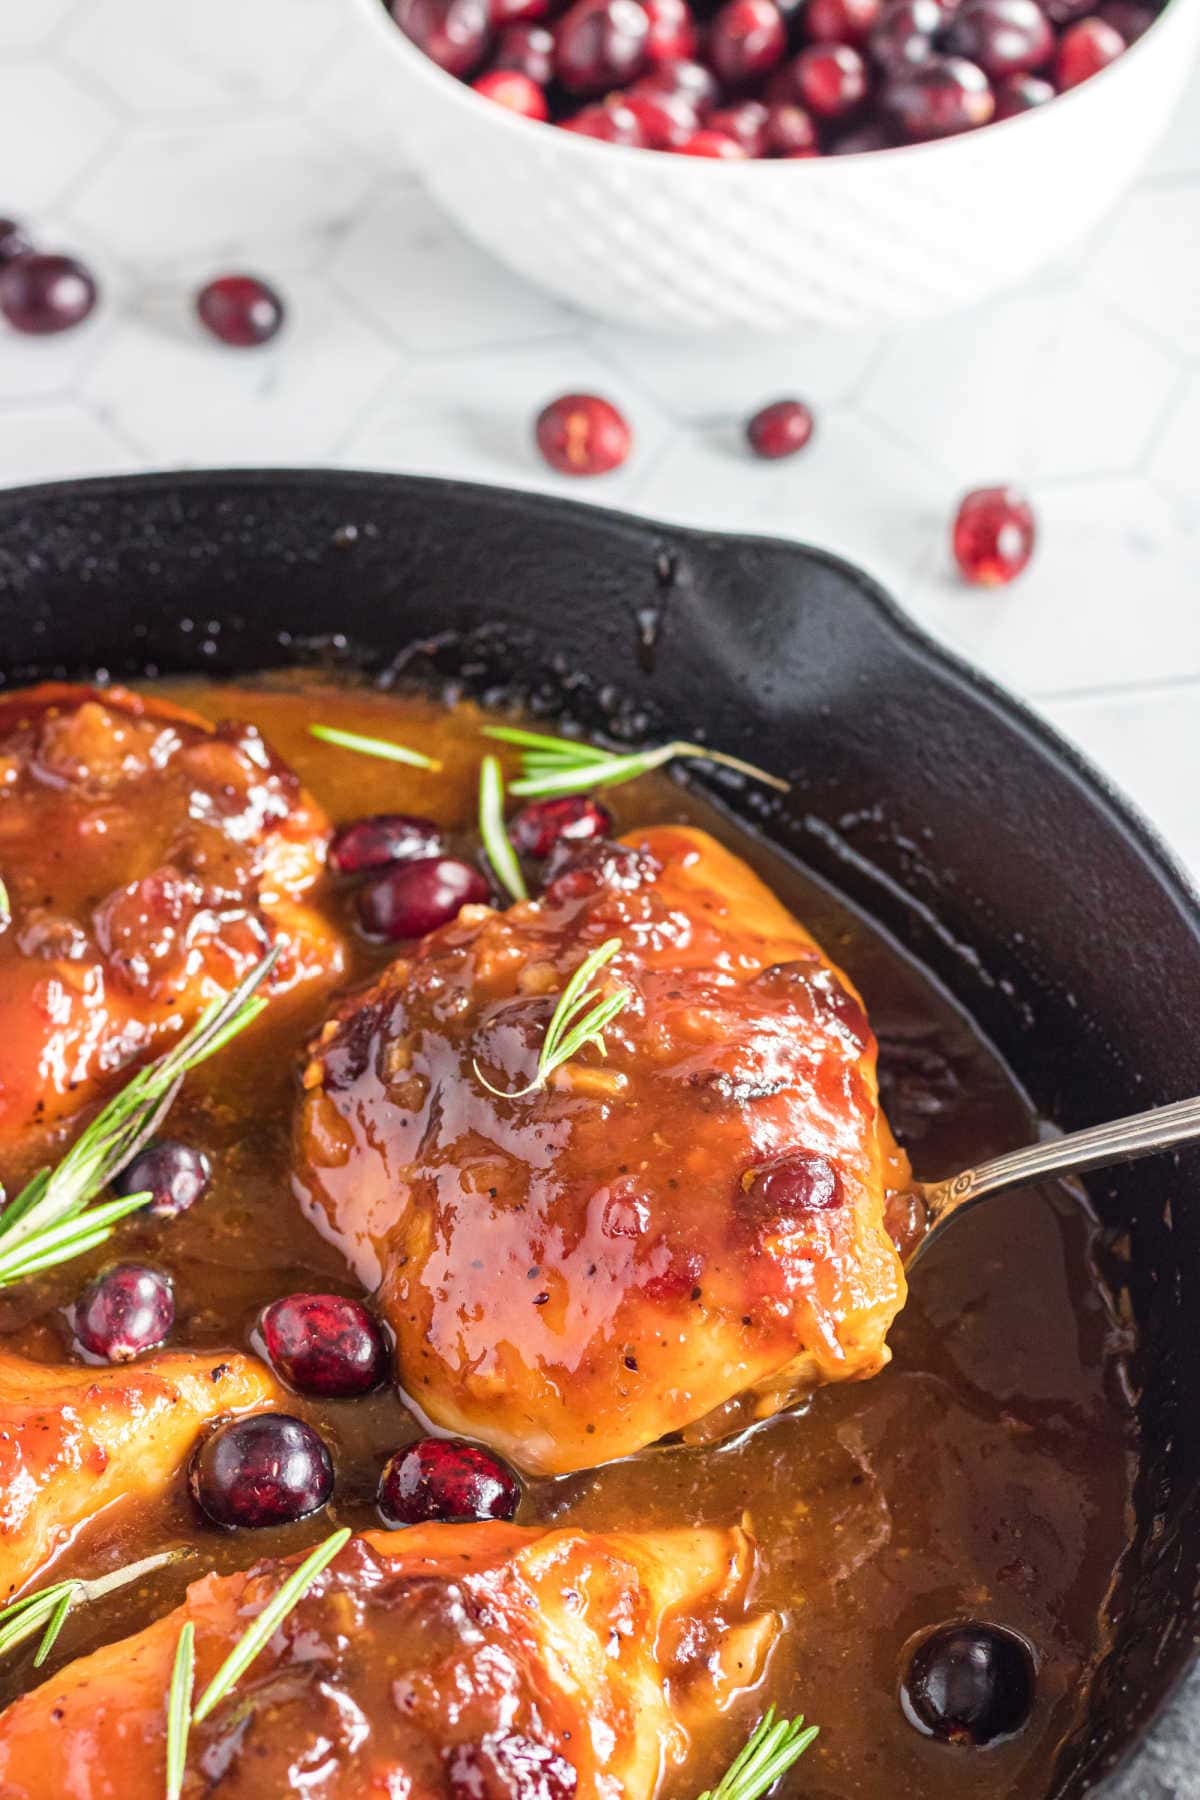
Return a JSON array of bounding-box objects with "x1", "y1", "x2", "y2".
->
[{"x1": 0, "y1": 0, "x2": 1197, "y2": 890}]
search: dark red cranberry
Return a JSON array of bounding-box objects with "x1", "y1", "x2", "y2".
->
[
  {"x1": 884, "y1": 53, "x2": 994, "y2": 138},
  {"x1": 544, "y1": 835, "x2": 658, "y2": 899},
  {"x1": 708, "y1": 0, "x2": 788, "y2": 85},
  {"x1": 793, "y1": 42, "x2": 869, "y2": 112},
  {"x1": 491, "y1": 0, "x2": 550, "y2": 23},
  {"x1": 562, "y1": 97, "x2": 647, "y2": 138},
  {"x1": 258, "y1": 1293, "x2": 389, "y2": 1398},
  {"x1": 71, "y1": 1263, "x2": 174, "y2": 1363},
  {"x1": 644, "y1": 0, "x2": 698, "y2": 60},
  {"x1": 0, "y1": 254, "x2": 97, "y2": 336},
  {"x1": 869, "y1": 0, "x2": 943, "y2": 67},
  {"x1": 329, "y1": 813, "x2": 443, "y2": 876},
  {"x1": 554, "y1": 0, "x2": 650, "y2": 92},
  {"x1": 764, "y1": 100, "x2": 819, "y2": 152},
  {"x1": 623, "y1": 84, "x2": 699, "y2": 143},
  {"x1": 902, "y1": 1624, "x2": 1035, "y2": 1746},
  {"x1": 191, "y1": 1413, "x2": 334, "y2": 1529},
  {"x1": 0, "y1": 219, "x2": 32, "y2": 269},
  {"x1": 196, "y1": 275, "x2": 285, "y2": 348},
  {"x1": 636, "y1": 54, "x2": 720, "y2": 106},
  {"x1": 805, "y1": 0, "x2": 880, "y2": 40},
  {"x1": 706, "y1": 100, "x2": 771, "y2": 152},
  {"x1": 1041, "y1": 0, "x2": 1093, "y2": 22},
  {"x1": 946, "y1": 0, "x2": 1051, "y2": 75},
  {"x1": 739, "y1": 1152, "x2": 843, "y2": 1235},
  {"x1": 378, "y1": 1437, "x2": 521, "y2": 1525},
  {"x1": 510, "y1": 795, "x2": 613, "y2": 858},
  {"x1": 447, "y1": 1738, "x2": 576, "y2": 1800},
  {"x1": 112, "y1": 1139, "x2": 212, "y2": 1221},
  {"x1": 1097, "y1": 0, "x2": 1155, "y2": 39},
  {"x1": 536, "y1": 392, "x2": 632, "y2": 473},
  {"x1": 391, "y1": 0, "x2": 492, "y2": 73},
  {"x1": 357, "y1": 856, "x2": 490, "y2": 939},
  {"x1": 1055, "y1": 14, "x2": 1124, "y2": 86},
  {"x1": 993, "y1": 69, "x2": 1053, "y2": 111},
  {"x1": 952, "y1": 485, "x2": 1035, "y2": 585},
  {"x1": 746, "y1": 398, "x2": 815, "y2": 458},
  {"x1": 829, "y1": 117, "x2": 896, "y2": 146},
  {"x1": 472, "y1": 67, "x2": 551, "y2": 113},
  {"x1": 494, "y1": 17, "x2": 557, "y2": 76},
  {"x1": 678, "y1": 126, "x2": 750, "y2": 153}
]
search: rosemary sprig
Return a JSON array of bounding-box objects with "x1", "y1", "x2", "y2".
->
[
  {"x1": 481, "y1": 725, "x2": 790, "y2": 799},
  {"x1": 0, "y1": 945, "x2": 279, "y2": 1285},
  {"x1": 165, "y1": 1621, "x2": 194, "y2": 1800},
  {"x1": 478, "y1": 754, "x2": 527, "y2": 905},
  {"x1": 698, "y1": 1708, "x2": 819, "y2": 1800},
  {"x1": 0, "y1": 1548, "x2": 189, "y2": 1669},
  {"x1": 308, "y1": 724, "x2": 440, "y2": 772},
  {"x1": 474, "y1": 937, "x2": 629, "y2": 1099}
]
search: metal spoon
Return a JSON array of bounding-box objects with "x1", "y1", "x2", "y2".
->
[{"x1": 911, "y1": 1093, "x2": 1200, "y2": 1268}]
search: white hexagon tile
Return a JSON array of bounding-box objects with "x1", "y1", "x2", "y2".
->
[{"x1": 0, "y1": 0, "x2": 1197, "y2": 883}]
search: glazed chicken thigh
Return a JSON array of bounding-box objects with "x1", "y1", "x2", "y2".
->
[{"x1": 296, "y1": 825, "x2": 909, "y2": 1476}]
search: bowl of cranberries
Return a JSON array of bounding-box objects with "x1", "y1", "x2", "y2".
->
[{"x1": 353, "y1": 0, "x2": 1197, "y2": 329}]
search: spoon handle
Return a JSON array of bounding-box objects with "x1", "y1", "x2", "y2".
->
[{"x1": 922, "y1": 1093, "x2": 1200, "y2": 1230}]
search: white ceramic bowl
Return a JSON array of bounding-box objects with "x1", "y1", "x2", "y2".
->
[{"x1": 350, "y1": 0, "x2": 1200, "y2": 331}]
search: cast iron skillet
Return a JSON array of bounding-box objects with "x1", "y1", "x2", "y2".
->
[{"x1": 0, "y1": 469, "x2": 1196, "y2": 1797}]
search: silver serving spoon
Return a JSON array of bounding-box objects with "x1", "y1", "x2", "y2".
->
[{"x1": 910, "y1": 1093, "x2": 1200, "y2": 1269}]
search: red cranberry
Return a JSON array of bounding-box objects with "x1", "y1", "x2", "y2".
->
[
  {"x1": 554, "y1": 0, "x2": 650, "y2": 93},
  {"x1": 792, "y1": 42, "x2": 869, "y2": 113},
  {"x1": 71, "y1": 1263, "x2": 175, "y2": 1363},
  {"x1": 494, "y1": 18, "x2": 557, "y2": 76},
  {"x1": 544, "y1": 835, "x2": 657, "y2": 898},
  {"x1": 1055, "y1": 15, "x2": 1124, "y2": 86},
  {"x1": 391, "y1": 0, "x2": 492, "y2": 73},
  {"x1": 1097, "y1": 0, "x2": 1155, "y2": 39},
  {"x1": 902, "y1": 1624, "x2": 1035, "y2": 1745},
  {"x1": 510, "y1": 795, "x2": 613, "y2": 858},
  {"x1": 952, "y1": 485, "x2": 1035, "y2": 586},
  {"x1": 644, "y1": 0, "x2": 697, "y2": 60},
  {"x1": 191, "y1": 1413, "x2": 334, "y2": 1529},
  {"x1": 764, "y1": 99, "x2": 819, "y2": 151},
  {"x1": 885, "y1": 53, "x2": 994, "y2": 138},
  {"x1": 562, "y1": 97, "x2": 647, "y2": 138},
  {"x1": 196, "y1": 275, "x2": 285, "y2": 348},
  {"x1": 622, "y1": 84, "x2": 698, "y2": 143},
  {"x1": 0, "y1": 220, "x2": 32, "y2": 269},
  {"x1": 706, "y1": 100, "x2": 771, "y2": 151},
  {"x1": 448, "y1": 1739, "x2": 575, "y2": 1800},
  {"x1": 829, "y1": 117, "x2": 896, "y2": 146},
  {"x1": 378, "y1": 1437, "x2": 520, "y2": 1525},
  {"x1": 746, "y1": 398, "x2": 815, "y2": 458},
  {"x1": 113, "y1": 1139, "x2": 212, "y2": 1221},
  {"x1": 472, "y1": 67, "x2": 551, "y2": 113},
  {"x1": 993, "y1": 68, "x2": 1053, "y2": 110},
  {"x1": 677, "y1": 127, "x2": 750, "y2": 154},
  {"x1": 491, "y1": 0, "x2": 550, "y2": 22},
  {"x1": 1041, "y1": 0, "x2": 1093, "y2": 21},
  {"x1": 946, "y1": 0, "x2": 1051, "y2": 75},
  {"x1": 329, "y1": 813, "x2": 443, "y2": 876},
  {"x1": 708, "y1": 0, "x2": 788, "y2": 85},
  {"x1": 258, "y1": 1293, "x2": 389, "y2": 1398},
  {"x1": 869, "y1": 0, "x2": 943, "y2": 67},
  {"x1": 805, "y1": 0, "x2": 880, "y2": 41},
  {"x1": 740, "y1": 1151, "x2": 844, "y2": 1230},
  {"x1": 536, "y1": 392, "x2": 631, "y2": 473},
  {"x1": 636, "y1": 54, "x2": 720, "y2": 105},
  {"x1": 357, "y1": 856, "x2": 489, "y2": 939},
  {"x1": 0, "y1": 254, "x2": 97, "y2": 336}
]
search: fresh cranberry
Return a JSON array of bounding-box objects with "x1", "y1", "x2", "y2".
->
[
  {"x1": 71, "y1": 1263, "x2": 175, "y2": 1363},
  {"x1": 739, "y1": 1151, "x2": 843, "y2": 1231},
  {"x1": 1054, "y1": 14, "x2": 1124, "y2": 85},
  {"x1": 829, "y1": 117, "x2": 896, "y2": 146},
  {"x1": 554, "y1": 0, "x2": 650, "y2": 92},
  {"x1": 258, "y1": 1293, "x2": 389, "y2": 1398},
  {"x1": 562, "y1": 97, "x2": 647, "y2": 138},
  {"x1": 805, "y1": 0, "x2": 880, "y2": 40},
  {"x1": 0, "y1": 220, "x2": 32, "y2": 268},
  {"x1": 677, "y1": 127, "x2": 751, "y2": 154},
  {"x1": 491, "y1": 0, "x2": 550, "y2": 22},
  {"x1": 472, "y1": 67, "x2": 551, "y2": 113},
  {"x1": 946, "y1": 0, "x2": 1052, "y2": 74},
  {"x1": 993, "y1": 68, "x2": 1054, "y2": 110},
  {"x1": 636, "y1": 54, "x2": 720, "y2": 105},
  {"x1": 191, "y1": 1413, "x2": 334, "y2": 1529},
  {"x1": 357, "y1": 856, "x2": 490, "y2": 939},
  {"x1": 196, "y1": 275, "x2": 285, "y2": 348},
  {"x1": 0, "y1": 254, "x2": 97, "y2": 336},
  {"x1": 746, "y1": 398, "x2": 815, "y2": 457},
  {"x1": 708, "y1": 0, "x2": 788, "y2": 85},
  {"x1": 391, "y1": 0, "x2": 492, "y2": 72},
  {"x1": 644, "y1": 0, "x2": 697, "y2": 60},
  {"x1": 869, "y1": 0, "x2": 943, "y2": 67},
  {"x1": 329, "y1": 813, "x2": 443, "y2": 876},
  {"x1": 510, "y1": 795, "x2": 613, "y2": 857},
  {"x1": 952, "y1": 485, "x2": 1035, "y2": 585},
  {"x1": 623, "y1": 84, "x2": 698, "y2": 143},
  {"x1": 378, "y1": 1437, "x2": 521, "y2": 1526},
  {"x1": 885, "y1": 53, "x2": 994, "y2": 137},
  {"x1": 792, "y1": 41, "x2": 869, "y2": 112},
  {"x1": 112, "y1": 1139, "x2": 212, "y2": 1221},
  {"x1": 1097, "y1": 0, "x2": 1155, "y2": 38},
  {"x1": 544, "y1": 835, "x2": 657, "y2": 898},
  {"x1": 707, "y1": 100, "x2": 771, "y2": 151},
  {"x1": 447, "y1": 1739, "x2": 576, "y2": 1800},
  {"x1": 536, "y1": 392, "x2": 632, "y2": 473},
  {"x1": 1041, "y1": 0, "x2": 1092, "y2": 21},
  {"x1": 493, "y1": 18, "x2": 557, "y2": 76},
  {"x1": 764, "y1": 99, "x2": 819, "y2": 151},
  {"x1": 902, "y1": 1624, "x2": 1035, "y2": 1746}
]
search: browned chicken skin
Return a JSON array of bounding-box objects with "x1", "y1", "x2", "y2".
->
[{"x1": 296, "y1": 825, "x2": 909, "y2": 1476}]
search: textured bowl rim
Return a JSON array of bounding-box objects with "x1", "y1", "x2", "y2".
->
[{"x1": 349, "y1": 0, "x2": 1196, "y2": 173}]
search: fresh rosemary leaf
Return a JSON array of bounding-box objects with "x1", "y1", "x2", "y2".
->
[
  {"x1": 0, "y1": 1548, "x2": 189, "y2": 1667},
  {"x1": 166, "y1": 1620, "x2": 194, "y2": 1800},
  {"x1": 308, "y1": 724, "x2": 440, "y2": 772},
  {"x1": 191, "y1": 1527, "x2": 351, "y2": 1725},
  {"x1": 478, "y1": 755, "x2": 527, "y2": 905},
  {"x1": 482, "y1": 726, "x2": 789, "y2": 798},
  {"x1": 474, "y1": 937, "x2": 628, "y2": 1099},
  {"x1": 697, "y1": 1708, "x2": 819, "y2": 1800}
]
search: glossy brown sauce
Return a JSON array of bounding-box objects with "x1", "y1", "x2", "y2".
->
[{"x1": 0, "y1": 677, "x2": 1138, "y2": 1799}]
